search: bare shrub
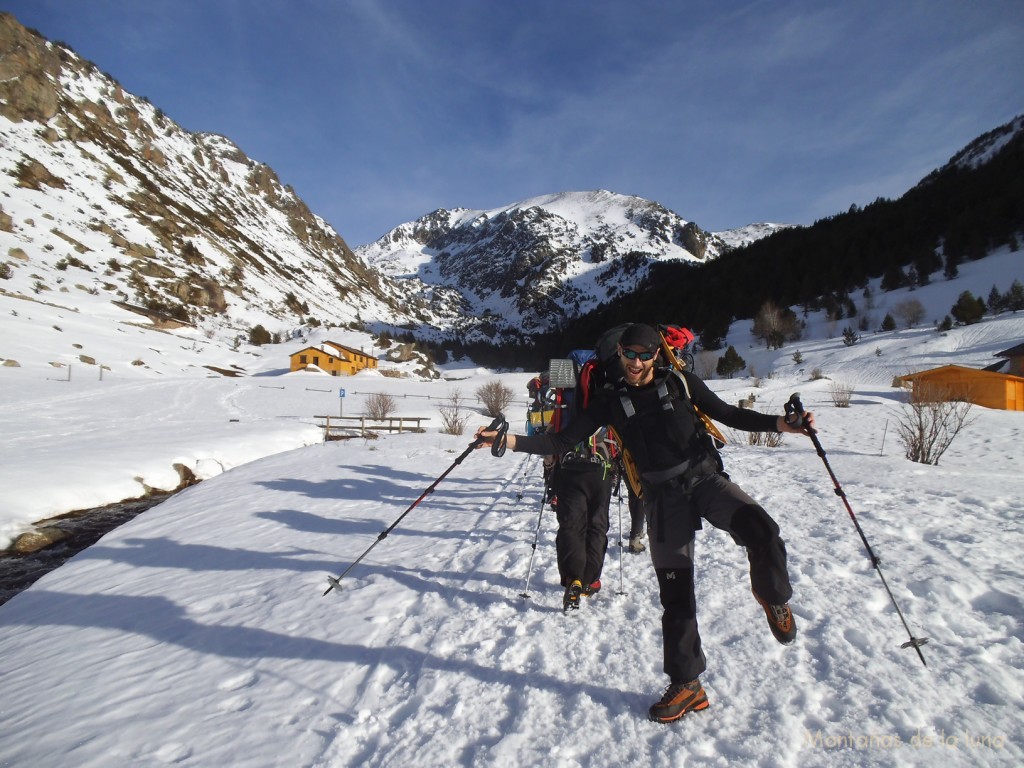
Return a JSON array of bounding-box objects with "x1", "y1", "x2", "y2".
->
[
  {"x1": 894, "y1": 385, "x2": 975, "y2": 465},
  {"x1": 475, "y1": 380, "x2": 514, "y2": 417},
  {"x1": 829, "y1": 381, "x2": 854, "y2": 408},
  {"x1": 725, "y1": 423, "x2": 784, "y2": 448},
  {"x1": 747, "y1": 430, "x2": 785, "y2": 448},
  {"x1": 438, "y1": 387, "x2": 470, "y2": 435},
  {"x1": 809, "y1": 367, "x2": 826, "y2": 381},
  {"x1": 365, "y1": 392, "x2": 397, "y2": 420},
  {"x1": 752, "y1": 301, "x2": 800, "y2": 349},
  {"x1": 695, "y1": 351, "x2": 717, "y2": 379},
  {"x1": 893, "y1": 298, "x2": 926, "y2": 328}
]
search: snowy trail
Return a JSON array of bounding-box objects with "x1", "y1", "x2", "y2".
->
[
  {"x1": 312, "y1": 451, "x2": 665, "y2": 766},
  {"x1": 2, "y1": 411, "x2": 1022, "y2": 766}
]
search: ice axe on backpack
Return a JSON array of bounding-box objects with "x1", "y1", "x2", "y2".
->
[
  {"x1": 786, "y1": 393, "x2": 929, "y2": 666},
  {"x1": 657, "y1": 324, "x2": 727, "y2": 448},
  {"x1": 324, "y1": 414, "x2": 509, "y2": 596}
]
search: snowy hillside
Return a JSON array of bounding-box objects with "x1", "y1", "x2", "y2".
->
[
  {"x1": 357, "y1": 190, "x2": 787, "y2": 338},
  {"x1": 717, "y1": 247, "x2": 1024, "y2": 387},
  {"x1": 1, "y1": 247, "x2": 1022, "y2": 766},
  {"x1": 0, "y1": 14, "x2": 430, "y2": 362}
]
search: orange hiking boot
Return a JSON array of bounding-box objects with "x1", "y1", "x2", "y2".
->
[
  {"x1": 582, "y1": 579, "x2": 601, "y2": 597},
  {"x1": 648, "y1": 679, "x2": 710, "y2": 723},
  {"x1": 563, "y1": 580, "x2": 583, "y2": 612},
  {"x1": 754, "y1": 592, "x2": 797, "y2": 645}
]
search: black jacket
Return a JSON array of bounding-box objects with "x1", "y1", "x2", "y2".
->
[{"x1": 514, "y1": 368, "x2": 778, "y2": 475}]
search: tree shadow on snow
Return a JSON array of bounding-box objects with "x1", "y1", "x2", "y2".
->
[
  {"x1": 342, "y1": 560, "x2": 528, "y2": 602},
  {"x1": 256, "y1": 465, "x2": 498, "y2": 504},
  {"x1": 6, "y1": 589, "x2": 645, "y2": 715},
  {"x1": 74, "y1": 536, "x2": 339, "y2": 574},
  {"x1": 256, "y1": 508, "x2": 520, "y2": 548},
  {"x1": 70, "y1": 535, "x2": 526, "y2": 603},
  {"x1": 256, "y1": 475, "x2": 410, "y2": 502}
]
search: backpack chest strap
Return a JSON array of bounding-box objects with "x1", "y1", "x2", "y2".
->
[{"x1": 619, "y1": 377, "x2": 674, "y2": 419}]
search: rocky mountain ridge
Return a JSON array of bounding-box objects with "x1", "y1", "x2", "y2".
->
[
  {"x1": 0, "y1": 13, "x2": 434, "y2": 356},
  {"x1": 358, "y1": 190, "x2": 787, "y2": 336},
  {"x1": 1, "y1": 12, "x2": 783, "y2": 357}
]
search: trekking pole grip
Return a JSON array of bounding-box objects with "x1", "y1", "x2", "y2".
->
[
  {"x1": 484, "y1": 413, "x2": 509, "y2": 457},
  {"x1": 784, "y1": 393, "x2": 807, "y2": 429},
  {"x1": 472, "y1": 413, "x2": 504, "y2": 447}
]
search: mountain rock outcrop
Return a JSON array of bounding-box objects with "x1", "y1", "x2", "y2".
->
[
  {"x1": 358, "y1": 190, "x2": 785, "y2": 338},
  {"x1": 0, "y1": 13, "x2": 429, "y2": 344}
]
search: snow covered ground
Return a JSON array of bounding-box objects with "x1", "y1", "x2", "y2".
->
[{"x1": 1, "y1": 252, "x2": 1023, "y2": 766}]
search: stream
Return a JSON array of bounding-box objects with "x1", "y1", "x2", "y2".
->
[{"x1": 0, "y1": 495, "x2": 171, "y2": 606}]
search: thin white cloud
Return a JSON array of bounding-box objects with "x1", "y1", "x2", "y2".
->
[{"x1": 4, "y1": 0, "x2": 1022, "y2": 242}]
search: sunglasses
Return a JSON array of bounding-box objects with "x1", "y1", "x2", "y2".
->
[{"x1": 620, "y1": 348, "x2": 656, "y2": 362}]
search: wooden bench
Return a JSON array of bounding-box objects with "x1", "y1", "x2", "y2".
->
[{"x1": 315, "y1": 415, "x2": 430, "y2": 440}]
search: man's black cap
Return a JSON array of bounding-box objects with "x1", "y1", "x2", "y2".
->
[{"x1": 619, "y1": 323, "x2": 661, "y2": 351}]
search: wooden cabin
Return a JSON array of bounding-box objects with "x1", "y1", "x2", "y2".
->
[
  {"x1": 289, "y1": 341, "x2": 378, "y2": 376},
  {"x1": 896, "y1": 365, "x2": 1024, "y2": 411},
  {"x1": 994, "y1": 343, "x2": 1024, "y2": 377}
]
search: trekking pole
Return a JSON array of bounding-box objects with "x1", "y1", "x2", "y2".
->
[
  {"x1": 615, "y1": 474, "x2": 626, "y2": 596},
  {"x1": 786, "y1": 394, "x2": 929, "y2": 666},
  {"x1": 519, "y1": 473, "x2": 551, "y2": 600},
  {"x1": 515, "y1": 453, "x2": 535, "y2": 501},
  {"x1": 324, "y1": 414, "x2": 508, "y2": 596}
]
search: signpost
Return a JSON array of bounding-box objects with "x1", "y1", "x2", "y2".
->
[{"x1": 339, "y1": 388, "x2": 346, "y2": 417}]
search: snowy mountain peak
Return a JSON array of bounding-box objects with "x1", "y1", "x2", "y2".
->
[
  {"x1": 358, "y1": 190, "x2": 787, "y2": 339},
  {"x1": 921, "y1": 113, "x2": 1024, "y2": 178}
]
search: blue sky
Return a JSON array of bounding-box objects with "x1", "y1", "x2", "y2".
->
[{"x1": 5, "y1": 1, "x2": 1023, "y2": 247}]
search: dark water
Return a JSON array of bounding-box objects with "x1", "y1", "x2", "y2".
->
[{"x1": 0, "y1": 495, "x2": 170, "y2": 606}]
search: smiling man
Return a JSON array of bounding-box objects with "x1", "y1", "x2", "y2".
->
[{"x1": 477, "y1": 323, "x2": 816, "y2": 723}]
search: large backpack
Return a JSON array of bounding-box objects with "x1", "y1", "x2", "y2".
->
[
  {"x1": 541, "y1": 344, "x2": 623, "y2": 470},
  {"x1": 573, "y1": 323, "x2": 629, "y2": 416},
  {"x1": 555, "y1": 322, "x2": 725, "y2": 496},
  {"x1": 525, "y1": 371, "x2": 553, "y2": 435}
]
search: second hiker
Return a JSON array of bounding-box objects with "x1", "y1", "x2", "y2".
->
[{"x1": 547, "y1": 428, "x2": 616, "y2": 611}]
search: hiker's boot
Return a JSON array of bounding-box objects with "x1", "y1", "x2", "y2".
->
[
  {"x1": 582, "y1": 579, "x2": 601, "y2": 597},
  {"x1": 627, "y1": 534, "x2": 646, "y2": 554},
  {"x1": 753, "y1": 592, "x2": 797, "y2": 645},
  {"x1": 563, "y1": 580, "x2": 583, "y2": 612},
  {"x1": 648, "y1": 679, "x2": 710, "y2": 723}
]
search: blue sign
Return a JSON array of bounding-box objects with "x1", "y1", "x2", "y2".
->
[{"x1": 339, "y1": 388, "x2": 346, "y2": 398}]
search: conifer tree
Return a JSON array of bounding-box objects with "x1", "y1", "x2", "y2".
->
[
  {"x1": 716, "y1": 345, "x2": 746, "y2": 378},
  {"x1": 950, "y1": 291, "x2": 985, "y2": 325}
]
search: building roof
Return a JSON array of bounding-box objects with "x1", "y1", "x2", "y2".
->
[
  {"x1": 896, "y1": 364, "x2": 1024, "y2": 384},
  {"x1": 289, "y1": 346, "x2": 324, "y2": 359},
  {"x1": 321, "y1": 340, "x2": 377, "y2": 359},
  {"x1": 288, "y1": 342, "x2": 377, "y2": 361},
  {"x1": 995, "y1": 342, "x2": 1024, "y2": 358}
]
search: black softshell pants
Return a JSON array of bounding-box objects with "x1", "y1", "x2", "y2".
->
[
  {"x1": 645, "y1": 472, "x2": 792, "y2": 684},
  {"x1": 626, "y1": 483, "x2": 645, "y2": 539},
  {"x1": 552, "y1": 463, "x2": 613, "y2": 587}
]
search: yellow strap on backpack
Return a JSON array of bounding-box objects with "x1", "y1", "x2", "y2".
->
[
  {"x1": 659, "y1": 330, "x2": 727, "y2": 447},
  {"x1": 607, "y1": 426, "x2": 644, "y2": 499}
]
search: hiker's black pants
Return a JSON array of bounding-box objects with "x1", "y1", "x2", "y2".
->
[
  {"x1": 627, "y1": 483, "x2": 645, "y2": 539},
  {"x1": 552, "y1": 463, "x2": 613, "y2": 587},
  {"x1": 645, "y1": 473, "x2": 792, "y2": 684}
]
